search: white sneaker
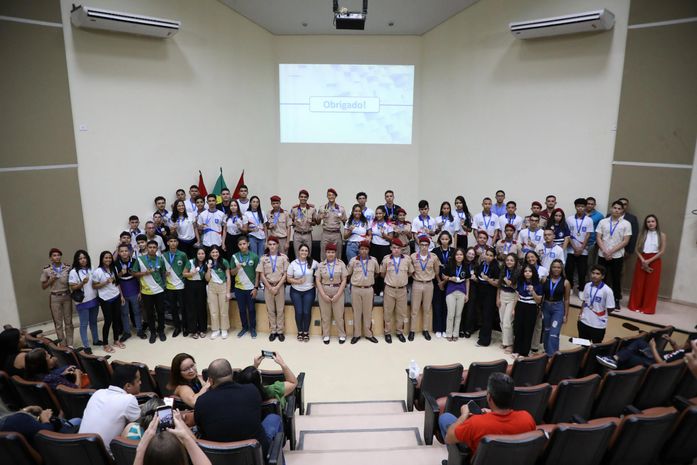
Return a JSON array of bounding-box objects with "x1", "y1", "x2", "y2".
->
[
  {"x1": 436, "y1": 332, "x2": 443, "y2": 338},
  {"x1": 221, "y1": 330, "x2": 228, "y2": 339},
  {"x1": 210, "y1": 330, "x2": 220, "y2": 340}
]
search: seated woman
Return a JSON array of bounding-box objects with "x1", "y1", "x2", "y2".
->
[
  {"x1": 133, "y1": 410, "x2": 211, "y2": 465},
  {"x1": 0, "y1": 400, "x2": 80, "y2": 440},
  {"x1": 0, "y1": 328, "x2": 27, "y2": 377},
  {"x1": 168, "y1": 353, "x2": 210, "y2": 408},
  {"x1": 24, "y1": 348, "x2": 84, "y2": 390},
  {"x1": 237, "y1": 352, "x2": 298, "y2": 409},
  {"x1": 122, "y1": 397, "x2": 164, "y2": 440}
]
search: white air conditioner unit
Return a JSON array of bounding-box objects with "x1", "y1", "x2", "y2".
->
[
  {"x1": 509, "y1": 9, "x2": 614, "y2": 39},
  {"x1": 70, "y1": 4, "x2": 180, "y2": 38}
]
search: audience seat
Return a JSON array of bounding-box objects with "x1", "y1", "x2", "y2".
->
[
  {"x1": 545, "y1": 347, "x2": 585, "y2": 385},
  {"x1": 24, "y1": 334, "x2": 50, "y2": 350},
  {"x1": 198, "y1": 432, "x2": 284, "y2": 465},
  {"x1": 509, "y1": 354, "x2": 548, "y2": 387},
  {"x1": 603, "y1": 407, "x2": 677, "y2": 465},
  {"x1": 592, "y1": 365, "x2": 645, "y2": 418},
  {"x1": 110, "y1": 437, "x2": 138, "y2": 465},
  {"x1": 11, "y1": 375, "x2": 62, "y2": 413},
  {"x1": 579, "y1": 340, "x2": 618, "y2": 377},
  {"x1": 674, "y1": 366, "x2": 697, "y2": 399},
  {"x1": 259, "y1": 369, "x2": 306, "y2": 415},
  {"x1": 406, "y1": 363, "x2": 463, "y2": 412},
  {"x1": 154, "y1": 365, "x2": 174, "y2": 396},
  {"x1": 539, "y1": 418, "x2": 617, "y2": 465},
  {"x1": 424, "y1": 391, "x2": 487, "y2": 446},
  {"x1": 614, "y1": 332, "x2": 648, "y2": 354},
  {"x1": 469, "y1": 430, "x2": 546, "y2": 465},
  {"x1": 648, "y1": 325, "x2": 674, "y2": 353},
  {"x1": 632, "y1": 360, "x2": 685, "y2": 410},
  {"x1": 461, "y1": 359, "x2": 508, "y2": 392},
  {"x1": 660, "y1": 403, "x2": 697, "y2": 465},
  {"x1": 0, "y1": 431, "x2": 42, "y2": 465},
  {"x1": 46, "y1": 343, "x2": 82, "y2": 370},
  {"x1": 545, "y1": 374, "x2": 600, "y2": 424},
  {"x1": 512, "y1": 383, "x2": 552, "y2": 424},
  {"x1": 55, "y1": 385, "x2": 95, "y2": 419},
  {"x1": 35, "y1": 431, "x2": 114, "y2": 465},
  {"x1": 0, "y1": 369, "x2": 22, "y2": 410},
  {"x1": 110, "y1": 360, "x2": 158, "y2": 395},
  {"x1": 77, "y1": 353, "x2": 113, "y2": 390},
  {"x1": 135, "y1": 391, "x2": 160, "y2": 405}
]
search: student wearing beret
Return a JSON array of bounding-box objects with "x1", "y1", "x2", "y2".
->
[
  {"x1": 380, "y1": 238, "x2": 414, "y2": 343},
  {"x1": 266, "y1": 196, "x2": 291, "y2": 255},
  {"x1": 318, "y1": 188, "x2": 347, "y2": 261},
  {"x1": 316, "y1": 242, "x2": 348, "y2": 344},
  {"x1": 290, "y1": 189, "x2": 317, "y2": 261}
]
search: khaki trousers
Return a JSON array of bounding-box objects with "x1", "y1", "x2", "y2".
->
[
  {"x1": 445, "y1": 291, "x2": 466, "y2": 338},
  {"x1": 277, "y1": 238, "x2": 289, "y2": 255},
  {"x1": 207, "y1": 282, "x2": 229, "y2": 331},
  {"x1": 351, "y1": 286, "x2": 374, "y2": 337},
  {"x1": 384, "y1": 285, "x2": 408, "y2": 335},
  {"x1": 319, "y1": 285, "x2": 345, "y2": 338},
  {"x1": 531, "y1": 308, "x2": 543, "y2": 351},
  {"x1": 293, "y1": 232, "x2": 312, "y2": 259},
  {"x1": 50, "y1": 295, "x2": 74, "y2": 346},
  {"x1": 410, "y1": 281, "x2": 434, "y2": 333},
  {"x1": 265, "y1": 285, "x2": 286, "y2": 334},
  {"x1": 321, "y1": 231, "x2": 343, "y2": 261},
  {"x1": 498, "y1": 291, "x2": 516, "y2": 347}
]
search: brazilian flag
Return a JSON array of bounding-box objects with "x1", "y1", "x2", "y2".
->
[{"x1": 212, "y1": 168, "x2": 227, "y2": 204}]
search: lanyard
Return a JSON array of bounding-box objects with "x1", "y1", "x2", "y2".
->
[
  {"x1": 272, "y1": 211, "x2": 280, "y2": 226},
  {"x1": 483, "y1": 214, "x2": 492, "y2": 230},
  {"x1": 504, "y1": 241, "x2": 512, "y2": 253},
  {"x1": 52, "y1": 264, "x2": 63, "y2": 275},
  {"x1": 456, "y1": 265, "x2": 463, "y2": 278},
  {"x1": 587, "y1": 282, "x2": 603, "y2": 307},
  {"x1": 441, "y1": 249, "x2": 449, "y2": 263},
  {"x1": 419, "y1": 215, "x2": 430, "y2": 229},
  {"x1": 549, "y1": 278, "x2": 561, "y2": 296},
  {"x1": 575, "y1": 215, "x2": 586, "y2": 236},
  {"x1": 385, "y1": 204, "x2": 394, "y2": 218},
  {"x1": 482, "y1": 263, "x2": 489, "y2": 276},
  {"x1": 299, "y1": 261, "x2": 307, "y2": 276},
  {"x1": 297, "y1": 206, "x2": 305, "y2": 219},
  {"x1": 167, "y1": 252, "x2": 176, "y2": 265},
  {"x1": 609, "y1": 219, "x2": 619, "y2": 236},
  {"x1": 327, "y1": 260, "x2": 336, "y2": 280},
  {"x1": 238, "y1": 254, "x2": 250, "y2": 267},
  {"x1": 544, "y1": 245, "x2": 554, "y2": 258},
  {"x1": 418, "y1": 254, "x2": 430, "y2": 271},
  {"x1": 270, "y1": 254, "x2": 278, "y2": 273},
  {"x1": 506, "y1": 269, "x2": 511, "y2": 280},
  {"x1": 101, "y1": 266, "x2": 113, "y2": 281},
  {"x1": 507, "y1": 214, "x2": 515, "y2": 224},
  {"x1": 391, "y1": 256, "x2": 402, "y2": 274},
  {"x1": 359, "y1": 257, "x2": 369, "y2": 277},
  {"x1": 146, "y1": 256, "x2": 158, "y2": 270}
]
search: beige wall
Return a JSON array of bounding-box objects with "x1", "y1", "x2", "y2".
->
[
  {"x1": 0, "y1": 205, "x2": 20, "y2": 328},
  {"x1": 673, "y1": 143, "x2": 697, "y2": 303}
]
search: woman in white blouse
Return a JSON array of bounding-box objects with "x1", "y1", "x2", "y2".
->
[
  {"x1": 286, "y1": 244, "x2": 318, "y2": 342},
  {"x1": 628, "y1": 215, "x2": 666, "y2": 315},
  {"x1": 91, "y1": 251, "x2": 125, "y2": 353},
  {"x1": 223, "y1": 200, "x2": 245, "y2": 260},
  {"x1": 245, "y1": 196, "x2": 266, "y2": 258},
  {"x1": 68, "y1": 250, "x2": 100, "y2": 354},
  {"x1": 344, "y1": 204, "x2": 372, "y2": 262},
  {"x1": 170, "y1": 200, "x2": 197, "y2": 258}
]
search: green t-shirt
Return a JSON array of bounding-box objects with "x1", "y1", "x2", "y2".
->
[
  {"x1": 208, "y1": 259, "x2": 230, "y2": 284},
  {"x1": 164, "y1": 250, "x2": 188, "y2": 290},
  {"x1": 131, "y1": 254, "x2": 166, "y2": 295},
  {"x1": 233, "y1": 251, "x2": 259, "y2": 290},
  {"x1": 184, "y1": 259, "x2": 205, "y2": 281},
  {"x1": 264, "y1": 380, "x2": 286, "y2": 409}
]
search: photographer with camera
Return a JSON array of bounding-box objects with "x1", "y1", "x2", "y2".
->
[{"x1": 134, "y1": 409, "x2": 211, "y2": 465}]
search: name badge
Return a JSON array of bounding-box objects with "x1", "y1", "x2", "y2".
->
[
  {"x1": 215, "y1": 219, "x2": 219, "y2": 224},
  {"x1": 550, "y1": 252, "x2": 555, "y2": 258},
  {"x1": 582, "y1": 227, "x2": 587, "y2": 232}
]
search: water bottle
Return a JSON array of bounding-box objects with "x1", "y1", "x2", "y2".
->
[{"x1": 408, "y1": 359, "x2": 418, "y2": 379}]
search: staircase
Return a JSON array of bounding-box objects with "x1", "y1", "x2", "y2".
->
[{"x1": 285, "y1": 400, "x2": 446, "y2": 465}]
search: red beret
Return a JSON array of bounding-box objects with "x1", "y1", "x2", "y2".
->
[
  {"x1": 48, "y1": 248, "x2": 62, "y2": 257},
  {"x1": 397, "y1": 208, "x2": 407, "y2": 215},
  {"x1": 325, "y1": 242, "x2": 337, "y2": 251},
  {"x1": 417, "y1": 234, "x2": 430, "y2": 244},
  {"x1": 327, "y1": 188, "x2": 338, "y2": 196},
  {"x1": 298, "y1": 189, "x2": 309, "y2": 197},
  {"x1": 531, "y1": 201, "x2": 542, "y2": 208},
  {"x1": 359, "y1": 240, "x2": 371, "y2": 249},
  {"x1": 267, "y1": 236, "x2": 279, "y2": 244},
  {"x1": 270, "y1": 195, "x2": 281, "y2": 202},
  {"x1": 391, "y1": 238, "x2": 405, "y2": 248}
]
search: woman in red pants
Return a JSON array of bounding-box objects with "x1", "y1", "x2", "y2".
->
[{"x1": 628, "y1": 215, "x2": 666, "y2": 314}]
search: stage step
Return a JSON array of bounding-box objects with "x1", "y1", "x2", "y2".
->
[
  {"x1": 286, "y1": 446, "x2": 446, "y2": 465},
  {"x1": 306, "y1": 400, "x2": 406, "y2": 415}
]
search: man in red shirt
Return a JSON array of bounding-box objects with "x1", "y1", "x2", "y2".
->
[{"x1": 440, "y1": 373, "x2": 536, "y2": 455}]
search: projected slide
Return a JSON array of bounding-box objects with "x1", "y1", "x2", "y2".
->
[{"x1": 279, "y1": 64, "x2": 415, "y2": 144}]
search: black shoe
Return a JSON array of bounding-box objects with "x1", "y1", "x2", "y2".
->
[
  {"x1": 368, "y1": 336, "x2": 379, "y2": 344},
  {"x1": 459, "y1": 331, "x2": 465, "y2": 338},
  {"x1": 149, "y1": 334, "x2": 157, "y2": 344},
  {"x1": 323, "y1": 338, "x2": 330, "y2": 345},
  {"x1": 278, "y1": 334, "x2": 285, "y2": 342},
  {"x1": 159, "y1": 332, "x2": 166, "y2": 342},
  {"x1": 83, "y1": 347, "x2": 93, "y2": 355},
  {"x1": 339, "y1": 338, "x2": 346, "y2": 344},
  {"x1": 119, "y1": 333, "x2": 131, "y2": 343},
  {"x1": 183, "y1": 331, "x2": 189, "y2": 337},
  {"x1": 138, "y1": 331, "x2": 147, "y2": 339},
  {"x1": 397, "y1": 334, "x2": 406, "y2": 343},
  {"x1": 385, "y1": 334, "x2": 392, "y2": 344},
  {"x1": 423, "y1": 331, "x2": 431, "y2": 341},
  {"x1": 351, "y1": 337, "x2": 360, "y2": 344},
  {"x1": 614, "y1": 300, "x2": 621, "y2": 311},
  {"x1": 269, "y1": 333, "x2": 277, "y2": 342},
  {"x1": 172, "y1": 328, "x2": 181, "y2": 338},
  {"x1": 464, "y1": 331, "x2": 471, "y2": 339},
  {"x1": 93, "y1": 340, "x2": 104, "y2": 346},
  {"x1": 408, "y1": 331, "x2": 415, "y2": 341}
]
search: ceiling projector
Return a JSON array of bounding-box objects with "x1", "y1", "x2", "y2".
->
[{"x1": 333, "y1": 0, "x2": 367, "y2": 30}]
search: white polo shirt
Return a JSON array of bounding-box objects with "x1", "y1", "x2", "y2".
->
[
  {"x1": 170, "y1": 215, "x2": 196, "y2": 242},
  {"x1": 362, "y1": 207, "x2": 375, "y2": 223},
  {"x1": 288, "y1": 259, "x2": 317, "y2": 292},
  {"x1": 580, "y1": 282, "x2": 615, "y2": 329},
  {"x1": 519, "y1": 228, "x2": 544, "y2": 254},
  {"x1": 473, "y1": 212, "x2": 500, "y2": 245},
  {"x1": 436, "y1": 215, "x2": 460, "y2": 238},
  {"x1": 346, "y1": 219, "x2": 370, "y2": 243},
  {"x1": 91, "y1": 267, "x2": 120, "y2": 301},
  {"x1": 245, "y1": 210, "x2": 267, "y2": 240},
  {"x1": 412, "y1": 215, "x2": 437, "y2": 250},
  {"x1": 197, "y1": 209, "x2": 225, "y2": 246},
  {"x1": 566, "y1": 214, "x2": 594, "y2": 255},
  {"x1": 68, "y1": 268, "x2": 98, "y2": 303},
  {"x1": 371, "y1": 220, "x2": 394, "y2": 246},
  {"x1": 78, "y1": 385, "x2": 140, "y2": 452},
  {"x1": 497, "y1": 214, "x2": 524, "y2": 234},
  {"x1": 535, "y1": 243, "x2": 566, "y2": 269},
  {"x1": 596, "y1": 217, "x2": 632, "y2": 259}
]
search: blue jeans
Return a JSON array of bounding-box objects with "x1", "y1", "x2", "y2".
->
[
  {"x1": 261, "y1": 413, "x2": 282, "y2": 442},
  {"x1": 120, "y1": 294, "x2": 142, "y2": 334},
  {"x1": 249, "y1": 236, "x2": 265, "y2": 258},
  {"x1": 76, "y1": 300, "x2": 99, "y2": 348},
  {"x1": 290, "y1": 287, "x2": 315, "y2": 333},
  {"x1": 345, "y1": 241, "x2": 360, "y2": 263},
  {"x1": 542, "y1": 300, "x2": 565, "y2": 355},
  {"x1": 234, "y1": 288, "x2": 256, "y2": 331},
  {"x1": 439, "y1": 412, "x2": 458, "y2": 441}
]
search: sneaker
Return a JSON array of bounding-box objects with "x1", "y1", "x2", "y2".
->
[
  {"x1": 596, "y1": 355, "x2": 618, "y2": 370},
  {"x1": 435, "y1": 332, "x2": 442, "y2": 338},
  {"x1": 339, "y1": 337, "x2": 346, "y2": 344},
  {"x1": 183, "y1": 331, "x2": 189, "y2": 337},
  {"x1": 221, "y1": 330, "x2": 228, "y2": 339},
  {"x1": 199, "y1": 332, "x2": 207, "y2": 338},
  {"x1": 408, "y1": 331, "x2": 415, "y2": 342},
  {"x1": 210, "y1": 330, "x2": 221, "y2": 340},
  {"x1": 251, "y1": 329, "x2": 257, "y2": 339},
  {"x1": 323, "y1": 337, "x2": 330, "y2": 345},
  {"x1": 192, "y1": 333, "x2": 199, "y2": 340},
  {"x1": 237, "y1": 329, "x2": 248, "y2": 338},
  {"x1": 463, "y1": 331, "x2": 471, "y2": 339}
]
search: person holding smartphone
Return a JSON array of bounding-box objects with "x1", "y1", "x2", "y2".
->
[{"x1": 133, "y1": 409, "x2": 212, "y2": 465}]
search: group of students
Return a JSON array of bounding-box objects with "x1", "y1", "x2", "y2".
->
[{"x1": 40, "y1": 185, "x2": 667, "y2": 355}]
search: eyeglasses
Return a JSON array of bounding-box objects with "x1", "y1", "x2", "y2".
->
[{"x1": 180, "y1": 364, "x2": 196, "y2": 373}]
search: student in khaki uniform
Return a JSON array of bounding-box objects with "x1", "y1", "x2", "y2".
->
[
  {"x1": 256, "y1": 236, "x2": 289, "y2": 342},
  {"x1": 40, "y1": 248, "x2": 74, "y2": 347},
  {"x1": 318, "y1": 188, "x2": 347, "y2": 261},
  {"x1": 290, "y1": 189, "x2": 316, "y2": 260},
  {"x1": 266, "y1": 196, "x2": 291, "y2": 254},
  {"x1": 315, "y1": 242, "x2": 348, "y2": 344},
  {"x1": 346, "y1": 240, "x2": 380, "y2": 344},
  {"x1": 409, "y1": 235, "x2": 441, "y2": 341},
  {"x1": 496, "y1": 224, "x2": 522, "y2": 261},
  {"x1": 392, "y1": 208, "x2": 412, "y2": 255},
  {"x1": 380, "y1": 238, "x2": 414, "y2": 343}
]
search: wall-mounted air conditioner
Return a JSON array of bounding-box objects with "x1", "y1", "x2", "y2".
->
[
  {"x1": 70, "y1": 4, "x2": 180, "y2": 38},
  {"x1": 510, "y1": 9, "x2": 615, "y2": 39}
]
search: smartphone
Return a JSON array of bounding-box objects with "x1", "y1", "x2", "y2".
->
[
  {"x1": 156, "y1": 406, "x2": 174, "y2": 431},
  {"x1": 467, "y1": 400, "x2": 483, "y2": 415},
  {"x1": 261, "y1": 349, "x2": 276, "y2": 359},
  {"x1": 201, "y1": 368, "x2": 208, "y2": 382}
]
